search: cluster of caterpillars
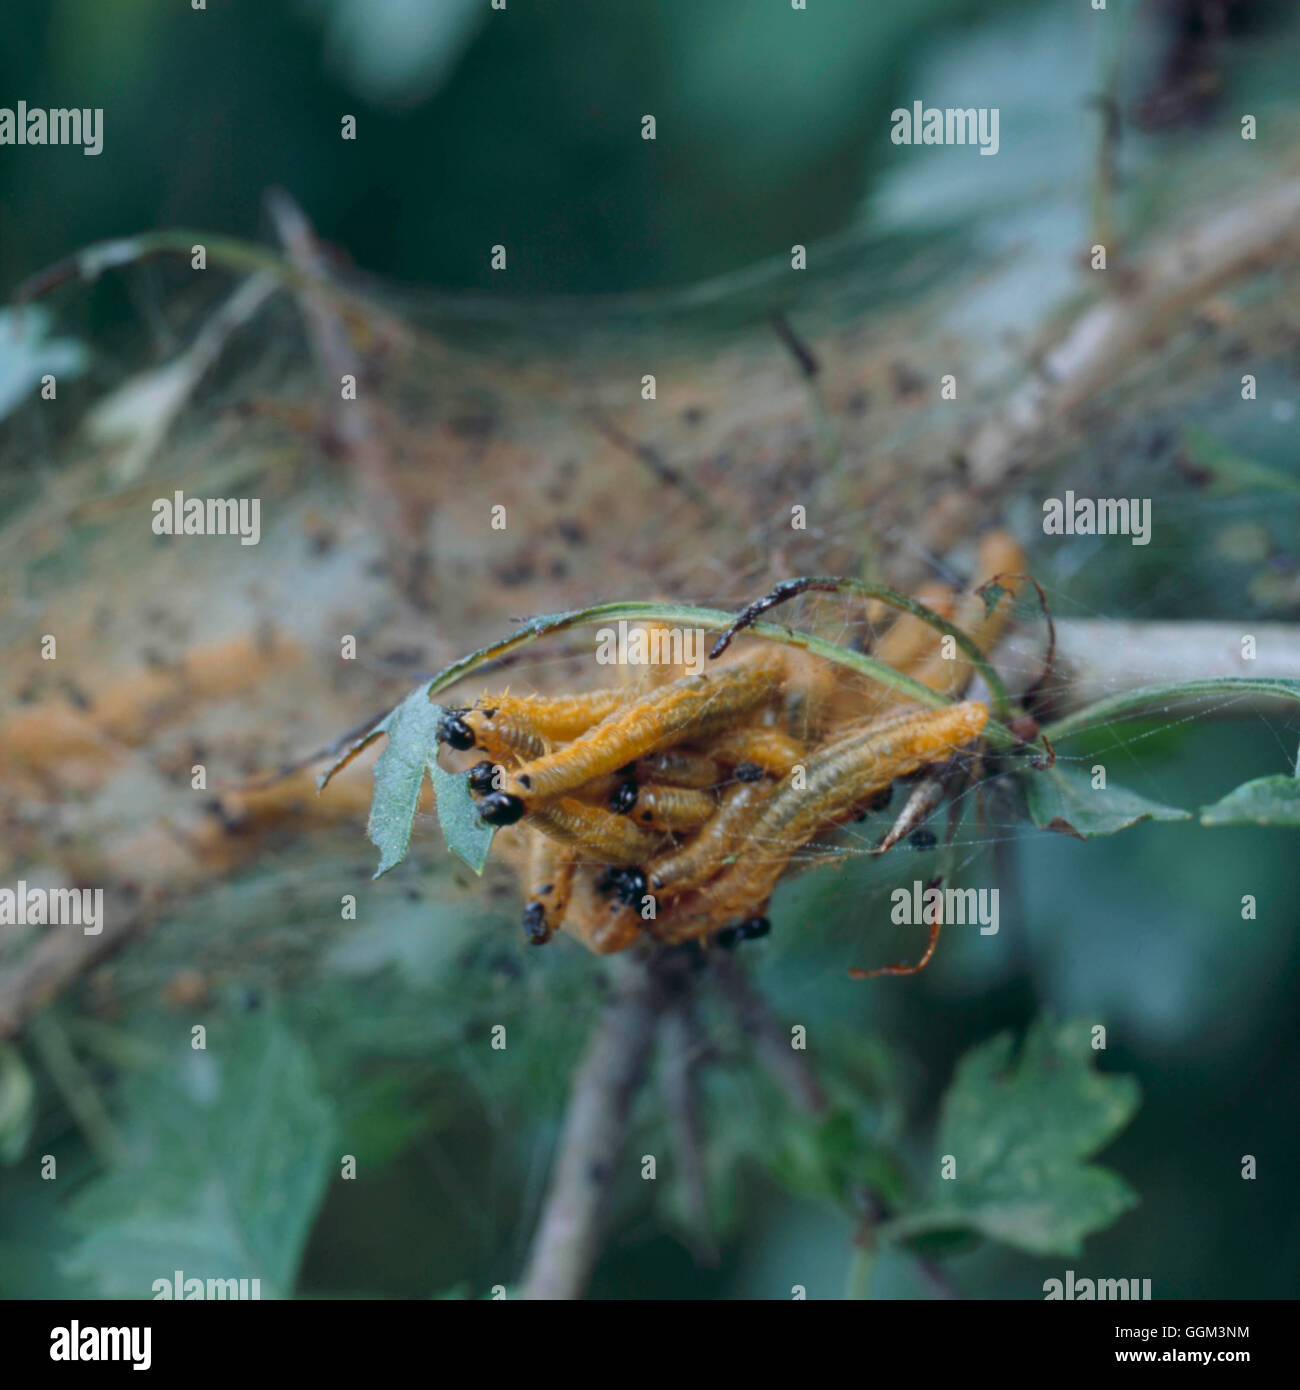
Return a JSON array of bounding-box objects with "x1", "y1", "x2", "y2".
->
[{"x1": 436, "y1": 532, "x2": 1022, "y2": 958}]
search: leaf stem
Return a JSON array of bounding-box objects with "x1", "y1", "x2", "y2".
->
[{"x1": 1043, "y1": 677, "x2": 1300, "y2": 743}]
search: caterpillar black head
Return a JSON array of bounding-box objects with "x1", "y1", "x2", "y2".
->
[
  {"x1": 478, "y1": 792, "x2": 525, "y2": 826},
  {"x1": 608, "y1": 780, "x2": 639, "y2": 814},
  {"x1": 437, "y1": 708, "x2": 476, "y2": 751},
  {"x1": 467, "y1": 760, "x2": 497, "y2": 794},
  {"x1": 597, "y1": 866, "x2": 647, "y2": 907}
]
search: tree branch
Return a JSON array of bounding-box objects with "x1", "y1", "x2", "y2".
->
[
  {"x1": 1051, "y1": 619, "x2": 1300, "y2": 711},
  {"x1": 964, "y1": 180, "x2": 1300, "y2": 489}
]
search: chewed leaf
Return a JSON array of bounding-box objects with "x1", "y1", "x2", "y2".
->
[
  {"x1": 366, "y1": 686, "x2": 443, "y2": 877},
  {"x1": 357, "y1": 686, "x2": 496, "y2": 876},
  {"x1": 1201, "y1": 775, "x2": 1300, "y2": 827},
  {"x1": 430, "y1": 755, "x2": 495, "y2": 874},
  {"x1": 1022, "y1": 763, "x2": 1189, "y2": 839},
  {"x1": 884, "y1": 1018, "x2": 1140, "y2": 1257}
]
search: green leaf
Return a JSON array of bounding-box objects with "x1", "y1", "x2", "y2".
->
[
  {"x1": 430, "y1": 754, "x2": 495, "y2": 874},
  {"x1": 1021, "y1": 762, "x2": 1189, "y2": 839},
  {"x1": 764, "y1": 1110, "x2": 908, "y2": 1210},
  {"x1": 324, "y1": 689, "x2": 495, "y2": 875},
  {"x1": 365, "y1": 686, "x2": 443, "y2": 877},
  {"x1": 1200, "y1": 775, "x2": 1300, "y2": 827},
  {"x1": 62, "y1": 1007, "x2": 335, "y2": 1298},
  {"x1": 884, "y1": 1018, "x2": 1140, "y2": 1257}
]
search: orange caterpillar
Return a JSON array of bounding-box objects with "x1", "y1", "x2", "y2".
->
[{"x1": 476, "y1": 647, "x2": 785, "y2": 822}]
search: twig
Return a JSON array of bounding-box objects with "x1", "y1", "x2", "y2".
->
[
  {"x1": 521, "y1": 952, "x2": 667, "y2": 1299},
  {"x1": 0, "y1": 898, "x2": 142, "y2": 1040},
  {"x1": 965, "y1": 179, "x2": 1300, "y2": 488},
  {"x1": 81, "y1": 272, "x2": 277, "y2": 481},
  {"x1": 656, "y1": 978, "x2": 718, "y2": 1267},
  {"x1": 584, "y1": 410, "x2": 718, "y2": 518},
  {"x1": 1050, "y1": 619, "x2": 1300, "y2": 712},
  {"x1": 770, "y1": 311, "x2": 819, "y2": 380},
  {"x1": 266, "y1": 188, "x2": 427, "y2": 601},
  {"x1": 707, "y1": 952, "x2": 827, "y2": 1116}
]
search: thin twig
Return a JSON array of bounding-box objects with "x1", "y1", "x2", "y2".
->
[
  {"x1": 521, "y1": 952, "x2": 667, "y2": 1299},
  {"x1": 657, "y1": 979, "x2": 719, "y2": 1267},
  {"x1": 965, "y1": 179, "x2": 1300, "y2": 487},
  {"x1": 770, "y1": 311, "x2": 819, "y2": 380},
  {"x1": 707, "y1": 952, "x2": 828, "y2": 1117},
  {"x1": 584, "y1": 410, "x2": 718, "y2": 518}
]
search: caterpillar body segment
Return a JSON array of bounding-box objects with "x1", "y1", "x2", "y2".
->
[
  {"x1": 478, "y1": 647, "x2": 785, "y2": 823},
  {"x1": 910, "y1": 549, "x2": 1023, "y2": 697},
  {"x1": 472, "y1": 690, "x2": 624, "y2": 740},
  {"x1": 442, "y1": 689, "x2": 625, "y2": 761},
  {"x1": 619, "y1": 783, "x2": 717, "y2": 833},
  {"x1": 870, "y1": 582, "x2": 959, "y2": 674},
  {"x1": 618, "y1": 621, "x2": 698, "y2": 691},
  {"x1": 528, "y1": 795, "x2": 667, "y2": 866},
  {"x1": 645, "y1": 778, "x2": 781, "y2": 898}
]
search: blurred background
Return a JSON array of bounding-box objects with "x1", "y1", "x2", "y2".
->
[{"x1": 2, "y1": 0, "x2": 1299, "y2": 1300}]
